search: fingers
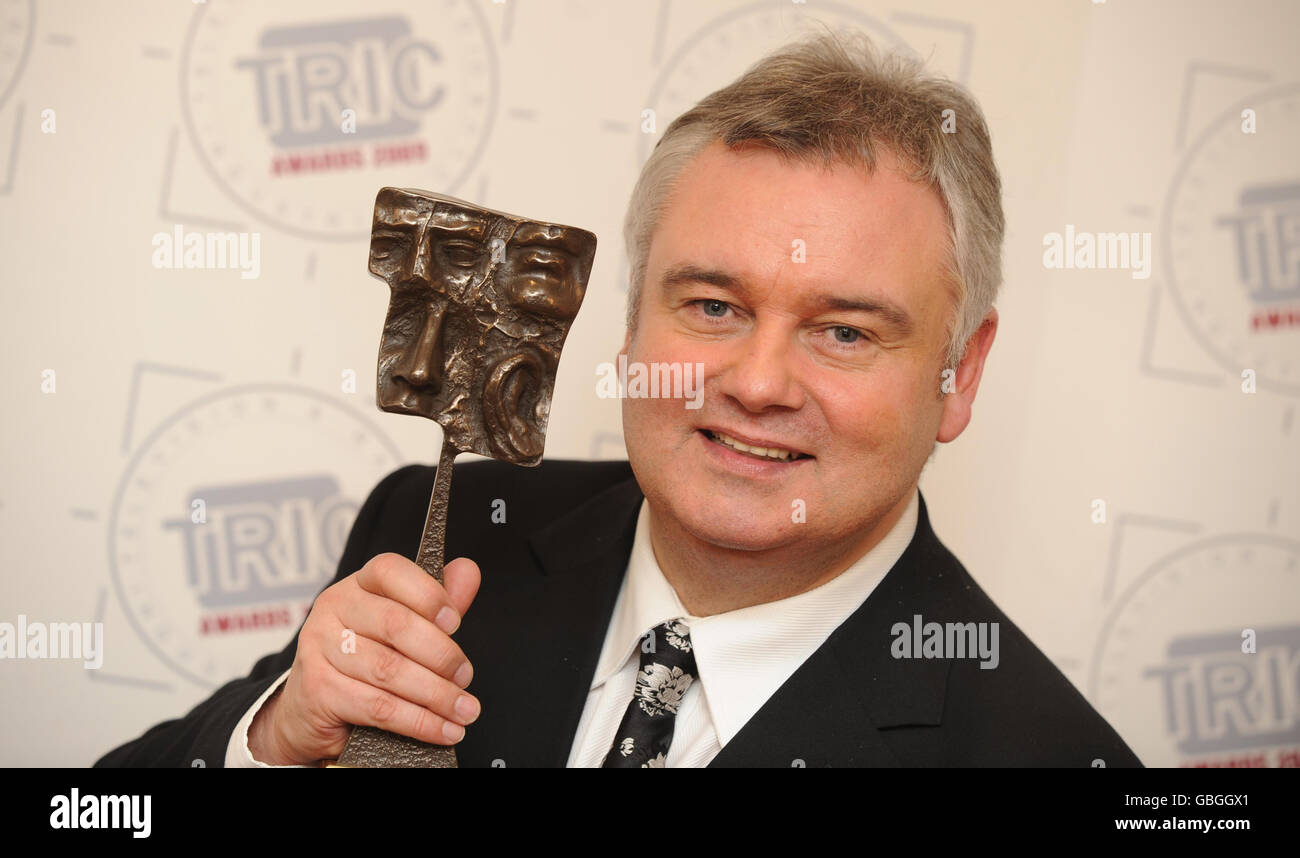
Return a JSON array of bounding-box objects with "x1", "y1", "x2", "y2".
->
[
  {"x1": 354, "y1": 553, "x2": 481, "y2": 633},
  {"x1": 442, "y1": 557, "x2": 482, "y2": 619},
  {"x1": 323, "y1": 625, "x2": 479, "y2": 736},
  {"x1": 334, "y1": 587, "x2": 472, "y2": 687},
  {"x1": 273, "y1": 552, "x2": 485, "y2": 761},
  {"x1": 329, "y1": 668, "x2": 473, "y2": 746},
  {"x1": 355, "y1": 553, "x2": 455, "y2": 629}
]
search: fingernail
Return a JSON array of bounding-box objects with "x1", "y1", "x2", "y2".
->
[
  {"x1": 443, "y1": 722, "x2": 465, "y2": 743},
  {"x1": 454, "y1": 662, "x2": 473, "y2": 688},
  {"x1": 435, "y1": 606, "x2": 460, "y2": 634},
  {"x1": 455, "y1": 694, "x2": 480, "y2": 723}
]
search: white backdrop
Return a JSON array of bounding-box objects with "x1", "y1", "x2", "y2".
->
[{"x1": 1, "y1": 0, "x2": 1297, "y2": 767}]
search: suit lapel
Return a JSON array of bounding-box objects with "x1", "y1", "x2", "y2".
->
[
  {"x1": 458, "y1": 472, "x2": 644, "y2": 767},
  {"x1": 708, "y1": 493, "x2": 954, "y2": 767}
]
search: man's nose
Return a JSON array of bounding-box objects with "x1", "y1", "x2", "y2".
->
[
  {"x1": 714, "y1": 324, "x2": 806, "y2": 413},
  {"x1": 399, "y1": 302, "x2": 447, "y2": 391}
]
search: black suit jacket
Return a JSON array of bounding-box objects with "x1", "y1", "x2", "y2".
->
[{"x1": 95, "y1": 459, "x2": 1143, "y2": 767}]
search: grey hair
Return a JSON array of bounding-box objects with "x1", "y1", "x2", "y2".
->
[{"x1": 623, "y1": 29, "x2": 1004, "y2": 370}]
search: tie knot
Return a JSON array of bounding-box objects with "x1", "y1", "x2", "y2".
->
[
  {"x1": 639, "y1": 618, "x2": 696, "y2": 673},
  {"x1": 630, "y1": 619, "x2": 697, "y2": 722}
]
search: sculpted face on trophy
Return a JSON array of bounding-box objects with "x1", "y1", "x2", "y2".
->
[{"x1": 368, "y1": 187, "x2": 597, "y2": 465}]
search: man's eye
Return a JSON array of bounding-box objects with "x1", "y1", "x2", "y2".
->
[
  {"x1": 832, "y1": 326, "x2": 862, "y2": 344},
  {"x1": 695, "y1": 299, "x2": 730, "y2": 318}
]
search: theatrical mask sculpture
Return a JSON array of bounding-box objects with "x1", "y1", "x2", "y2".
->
[
  {"x1": 370, "y1": 186, "x2": 596, "y2": 463},
  {"x1": 332, "y1": 187, "x2": 597, "y2": 768}
]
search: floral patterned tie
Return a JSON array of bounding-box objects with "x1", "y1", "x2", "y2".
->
[{"x1": 601, "y1": 619, "x2": 698, "y2": 768}]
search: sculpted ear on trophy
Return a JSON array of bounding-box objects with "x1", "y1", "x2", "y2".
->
[{"x1": 483, "y1": 348, "x2": 551, "y2": 463}]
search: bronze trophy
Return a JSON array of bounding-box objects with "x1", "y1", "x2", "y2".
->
[{"x1": 332, "y1": 187, "x2": 597, "y2": 767}]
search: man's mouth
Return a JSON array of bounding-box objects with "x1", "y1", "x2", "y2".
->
[{"x1": 699, "y1": 429, "x2": 812, "y2": 462}]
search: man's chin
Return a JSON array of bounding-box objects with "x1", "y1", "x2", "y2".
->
[{"x1": 666, "y1": 502, "x2": 805, "y2": 553}]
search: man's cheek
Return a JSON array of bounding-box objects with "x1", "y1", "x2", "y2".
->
[
  {"x1": 622, "y1": 393, "x2": 670, "y2": 443},
  {"x1": 832, "y1": 397, "x2": 904, "y2": 454},
  {"x1": 619, "y1": 348, "x2": 709, "y2": 410},
  {"x1": 906, "y1": 368, "x2": 949, "y2": 440},
  {"x1": 648, "y1": 386, "x2": 693, "y2": 424},
  {"x1": 630, "y1": 334, "x2": 699, "y2": 365}
]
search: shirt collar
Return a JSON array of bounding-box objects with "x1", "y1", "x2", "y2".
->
[{"x1": 591, "y1": 487, "x2": 921, "y2": 747}]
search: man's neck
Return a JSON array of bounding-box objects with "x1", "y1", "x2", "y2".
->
[{"x1": 647, "y1": 487, "x2": 916, "y2": 616}]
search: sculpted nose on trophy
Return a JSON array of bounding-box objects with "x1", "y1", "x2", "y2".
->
[
  {"x1": 399, "y1": 229, "x2": 435, "y2": 288},
  {"x1": 397, "y1": 302, "x2": 448, "y2": 394}
]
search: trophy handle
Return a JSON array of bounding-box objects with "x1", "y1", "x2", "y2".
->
[{"x1": 332, "y1": 440, "x2": 461, "y2": 768}]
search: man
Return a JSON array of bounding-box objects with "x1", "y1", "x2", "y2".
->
[{"x1": 96, "y1": 31, "x2": 1142, "y2": 768}]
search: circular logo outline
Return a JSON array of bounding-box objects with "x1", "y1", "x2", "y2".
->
[
  {"x1": 108, "y1": 382, "x2": 405, "y2": 687},
  {"x1": 1088, "y1": 531, "x2": 1300, "y2": 765},
  {"x1": 178, "y1": 0, "x2": 500, "y2": 242},
  {"x1": 1160, "y1": 81, "x2": 1300, "y2": 397}
]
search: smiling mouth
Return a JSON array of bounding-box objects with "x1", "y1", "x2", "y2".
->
[{"x1": 700, "y1": 429, "x2": 812, "y2": 462}]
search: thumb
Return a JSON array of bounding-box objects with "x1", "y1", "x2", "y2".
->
[{"x1": 442, "y1": 557, "x2": 482, "y2": 619}]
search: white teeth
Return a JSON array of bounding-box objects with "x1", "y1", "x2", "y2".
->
[{"x1": 710, "y1": 431, "x2": 798, "y2": 461}]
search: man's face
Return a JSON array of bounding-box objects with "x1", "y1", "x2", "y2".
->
[
  {"x1": 369, "y1": 188, "x2": 596, "y2": 464},
  {"x1": 622, "y1": 140, "x2": 990, "y2": 555}
]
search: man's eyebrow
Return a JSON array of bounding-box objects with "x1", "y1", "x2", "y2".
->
[
  {"x1": 810, "y1": 294, "x2": 914, "y2": 335},
  {"x1": 660, "y1": 264, "x2": 915, "y2": 334},
  {"x1": 660, "y1": 264, "x2": 743, "y2": 291}
]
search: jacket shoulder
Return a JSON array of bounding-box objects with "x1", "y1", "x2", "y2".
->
[{"x1": 912, "y1": 528, "x2": 1143, "y2": 767}]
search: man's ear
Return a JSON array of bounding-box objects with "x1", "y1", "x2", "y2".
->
[{"x1": 937, "y1": 308, "x2": 998, "y2": 444}]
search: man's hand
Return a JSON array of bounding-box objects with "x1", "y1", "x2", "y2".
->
[{"x1": 247, "y1": 553, "x2": 482, "y2": 766}]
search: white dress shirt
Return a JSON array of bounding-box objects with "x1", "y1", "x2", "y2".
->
[{"x1": 228, "y1": 488, "x2": 919, "y2": 768}]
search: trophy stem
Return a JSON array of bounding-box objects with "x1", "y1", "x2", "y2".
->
[
  {"x1": 416, "y1": 439, "x2": 457, "y2": 583},
  {"x1": 331, "y1": 437, "x2": 461, "y2": 768}
]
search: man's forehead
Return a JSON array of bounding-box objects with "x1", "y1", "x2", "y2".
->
[{"x1": 648, "y1": 144, "x2": 950, "y2": 297}]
